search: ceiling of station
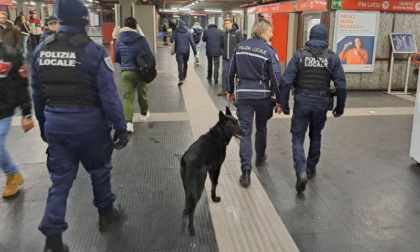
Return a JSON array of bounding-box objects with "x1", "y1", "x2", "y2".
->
[{"x1": 97, "y1": 0, "x2": 256, "y2": 12}]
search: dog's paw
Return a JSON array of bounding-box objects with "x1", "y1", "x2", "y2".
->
[{"x1": 211, "y1": 196, "x2": 221, "y2": 202}]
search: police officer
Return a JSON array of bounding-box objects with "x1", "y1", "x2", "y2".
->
[
  {"x1": 227, "y1": 19, "x2": 283, "y2": 188},
  {"x1": 30, "y1": 0, "x2": 129, "y2": 251},
  {"x1": 280, "y1": 24, "x2": 346, "y2": 193}
]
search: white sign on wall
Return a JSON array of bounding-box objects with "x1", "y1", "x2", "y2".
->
[{"x1": 333, "y1": 11, "x2": 380, "y2": 72}]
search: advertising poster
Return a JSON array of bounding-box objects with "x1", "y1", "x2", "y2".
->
[
  {"x1": 390, "y1": 33, "x2": 418, "y2": 53},
  {"x1": 333, "y1": 11, "x2": 379, "y2": 72}
]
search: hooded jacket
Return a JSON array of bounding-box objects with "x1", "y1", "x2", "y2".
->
[
  {"x1": 202, "y1": 24, "x2": 223, "y2": 57},
  {"x1": 115, "y1": 27, "x2": 155, "y2": 71},
  {"x1": 170, "y1": 21, "x2": 197, "y2": 55}
]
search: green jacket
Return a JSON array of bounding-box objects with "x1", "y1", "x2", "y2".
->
[{"x1": 0, "y1": 21, "x2": 22, "y2": 50}]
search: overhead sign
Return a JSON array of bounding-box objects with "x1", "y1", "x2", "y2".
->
[
  {"x1": 248, "y1": 0, "x2": 327, "y2": 14},
  {"x1": 332, "y1": 0, "x2": 420, "y2": 13},
  {"x1": 390, "y1": 33, "x2": 418, "y2": 54},
  {"x1": 333, "y1": 11, "x2": 380, "y2": 72}
]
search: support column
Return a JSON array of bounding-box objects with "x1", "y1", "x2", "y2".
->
[
  {"x1": 119, "y1": 0, "x2": 131, "y2": 25},
  {"x1": 35, "y1": 3, "x2": 45, "y2": 22},
  {"x1": 16, "y1": 2, "x2": 23, "y2": 15},
  {"x1": 133, "y1": 4, "x2": 156, "y2": 53}
]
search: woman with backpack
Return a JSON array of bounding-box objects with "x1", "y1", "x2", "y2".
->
[
  {"x1": 191, "y1": 22, "x2": 203, "y2": 48},
  {"x1": 115, "y1": 17, "x2": 155, "y2": 132}
]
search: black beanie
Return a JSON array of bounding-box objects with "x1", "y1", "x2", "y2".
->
[
  {"x1": 309, "y1": 24, "x2": 328, "y2": 41},
  {"x1": 54, "y1": 0, "x2": 89, "y2": 26}
]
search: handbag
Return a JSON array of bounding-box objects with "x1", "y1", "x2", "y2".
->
[{"x1": 170, "y1": 40, "x2": 176, "y2": 55}]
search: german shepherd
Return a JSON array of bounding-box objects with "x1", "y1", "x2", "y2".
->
[{"x1": 180, "y1": 106, "x2": 245, "y2": 236}]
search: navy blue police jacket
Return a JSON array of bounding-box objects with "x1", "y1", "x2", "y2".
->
[
  {"x1": 31, "y1": 25, "x2": 126, "y2": 135},
  {"x1": 40, "y1": 29, "x2": 55, "y2": 44},
  {"x1": 281, "y1": 39, "x2": 346, "y2": 107},
  {"x1": 227, "y1": 37, "x2": 283, "y2": 102}
]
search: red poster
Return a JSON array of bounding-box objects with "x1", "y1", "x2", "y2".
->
[{"x1": 339, "y1": 0, "x2": 420, "y2": 13}]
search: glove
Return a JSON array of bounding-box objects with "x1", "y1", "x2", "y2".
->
[
  {"x1": 282, "y1": 104, "x2": 290, "y2": 115},
  {"x1": 333, "y1": 89, "x2": 346, "y2": 118},
  {"x1": 113, "y1": 130, "x2": 129, "y2": 150},
  {"x1": 333, "y1": 106, "x2": 344, "y2": 117}
]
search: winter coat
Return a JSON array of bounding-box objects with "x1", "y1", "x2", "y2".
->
[
  {"x1": 115, "y1": 27, "x2": 155, "y2": 71},
  {"x1": 202, "y1": 24, "x2": 223, "y2": 57},
  {"x1": 0, "y1": 42, "x2": 31, "y2": 119},
  {"x1": 31, "y1": 25, "x2": 126, "y2": 135},
  {"x1": 29, "y1": 17, "x2": 43, "y2": 35},
  {"x1": 0, "y1": 21, "x2": 22, "y2": 50},
  {"x1": 222, "y1": 29, "x2": 243, "y2": 60},
  {"x1": 170, "y1": 21, "x2": 197, "y2": 55}
]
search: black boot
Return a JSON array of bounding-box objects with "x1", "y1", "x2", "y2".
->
[
  {"x1": 239, "y1": 170, "x2": 251, "y2": 188},
  {"x1": 99, "y1": 204, "x2": 124, "y2": 231},
  {"x1": 255, "y1": 155, "x2": 267, "y2": 166},
  {"x1": 44, "y1": 235, "x2": 69, "y2": 252},
  {"x1": 295, "y1": 171, "x2": 307, "y2": 193}
]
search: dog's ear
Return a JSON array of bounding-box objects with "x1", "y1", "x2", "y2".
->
[
  {"x1": 225, "y1": 106, "x2": 232, "y2": 115},
  {"x1": 219, "y1": 110, "x2": 226, "y2": 122}
]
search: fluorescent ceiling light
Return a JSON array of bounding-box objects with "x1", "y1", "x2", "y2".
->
[{"x1": 204, "y1": 9, "x2": 223, "y2": 13}]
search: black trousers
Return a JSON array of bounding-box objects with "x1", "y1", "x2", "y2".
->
[{"x1": 207, "y1": 56, "x2": 220, "y2": 81}]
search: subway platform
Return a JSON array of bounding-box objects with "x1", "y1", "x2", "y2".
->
[{"x1": 1, "y1": 43, "x2": 420, "y2": 252}]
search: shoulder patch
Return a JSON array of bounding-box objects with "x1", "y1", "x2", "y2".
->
[{"x1": 104, "y1": 56, "x2": 114, "y2": 71}]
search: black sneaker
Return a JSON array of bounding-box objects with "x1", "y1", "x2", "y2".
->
[
  {"x1": 178, "y1": 80, "x2": 184, "y2": 86},
  {"x1": 255, "y1": 155, "x2": 267, "y2": 166},
  {"x1": 306, "y1": 169, "x2": 316, "y2": 179},
  {"x1": 214, "y1": 80, "x2": 218, "y2": 84},
  {"x1": 99, "y1": 204, "x2": 124, "y2": 231},
  {"x1": 44, "y1": 236, "x2": 69, "y2": 252},
  {"x1": 239, "y1": 170, "x2": 251, "y2": 188},
  {"x1": 295, "y1": 171, "x2": 307, "y2": 193}
]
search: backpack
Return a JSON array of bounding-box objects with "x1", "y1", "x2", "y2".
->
[
  {"x1": 135, "y1": 50, "x2": 157, "y2": 84},
  {"x1": 193, "y1": 31, "x2": 201, "y2": 44}
]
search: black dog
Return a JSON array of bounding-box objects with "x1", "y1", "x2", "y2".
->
[{"x1": 180, "y1": 106, "x2": 245, "y2": 236}]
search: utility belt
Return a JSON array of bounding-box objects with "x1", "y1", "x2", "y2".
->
[
  {"x1": 239, "y1": 78, "x2": 269, "y2": 84},
  {"x1": 294, "y1": 88, "x2": 330, "y2": 97},
  {"x1": 47, "y1": 99, "x2": 102, "y2": 108}
]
